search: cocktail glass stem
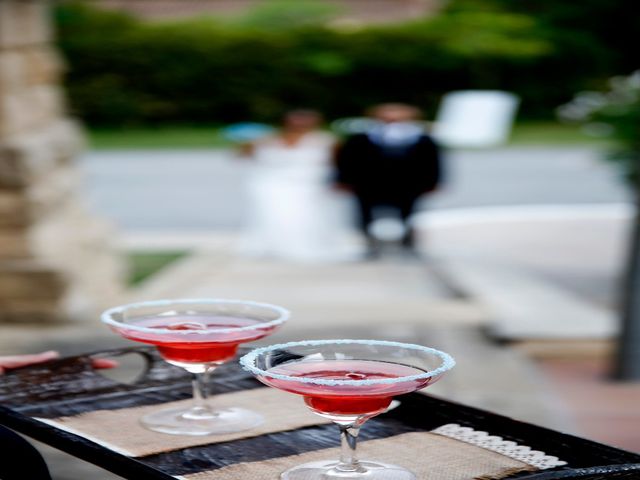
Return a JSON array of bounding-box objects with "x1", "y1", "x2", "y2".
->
[
  {"x1": 139, "y1": 361, "x2": 263, "y2": 434},
  {"x1": 184, "y1": 366, "x2": 215, "y2": 419},
  {"x1": 337, "y1": 423, "x2": 362, "y2": 472}
]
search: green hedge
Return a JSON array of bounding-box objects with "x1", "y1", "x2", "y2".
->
[{"x1": 55, "y1": 1, "x2": 632, "y2": 126}]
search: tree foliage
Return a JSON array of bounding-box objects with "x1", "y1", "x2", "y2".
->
[
  {"x1": 54, "y1": 0, "x2": 631, "y2": 126},
  {"x1": 560, "y1": 72, "x2": 640, "y2": 189}
]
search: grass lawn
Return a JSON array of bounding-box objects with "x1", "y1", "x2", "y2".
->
[
  {"x1": 89, "y1": 126, "x2": 231, "y2": 149},
  {"x1": 508, "y1": 121, "x2": 611, "y2": 146},
  {"x1": 127, "y1": 250, "x2": 188, "y2": 286},
  {"x1": 88, "y1": 121, "x2": 611, "y2": 149}
]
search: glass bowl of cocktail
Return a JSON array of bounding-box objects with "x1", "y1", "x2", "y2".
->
[
  {"x1": 101, "y1": 299, "x2": 289, "y2": 436},
  {"x1": 240, "y1": 339, "x2": 455, "y2": 480}
]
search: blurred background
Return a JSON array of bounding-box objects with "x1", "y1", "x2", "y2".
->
[{"x1": 0, "y1": 0, "x2": 639, "y2": 477}]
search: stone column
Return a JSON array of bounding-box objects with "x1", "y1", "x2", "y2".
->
[{"x1": 0, "y1": 0, "x2": 125, "y2": 323}]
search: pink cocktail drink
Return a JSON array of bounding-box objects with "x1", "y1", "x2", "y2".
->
[
  {"x1": 102, "y1": 299, "x2": 289, "y2": 436},
  {"x1": 240, "y1": 340, "x2": 454, "y2": 480},
  {"x1": 114, "y1": 315, "x2": 277, "y2": 365},
  {"x1": 265, "y1": 360, "x2": 433, "y2": 416}
]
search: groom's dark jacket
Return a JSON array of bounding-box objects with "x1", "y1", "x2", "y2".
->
[{"x1": 335, "y1": 133, "x2": 442, "y2": 202}]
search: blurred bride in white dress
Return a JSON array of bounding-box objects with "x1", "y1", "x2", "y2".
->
[{"x1": 240, "y1": 110, "x2": 360, "y2": 262}]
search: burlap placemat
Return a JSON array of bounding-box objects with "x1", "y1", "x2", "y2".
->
[
  {"x1": 181, "y1": 431, "x2": 538, "y2": 480},
  {"x1": 36, "y1": 388, "x2": 328, "y2": 457}
]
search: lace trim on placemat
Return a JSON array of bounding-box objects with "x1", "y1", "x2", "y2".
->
[{"x1": 432, "y1": 424, "x2": 568, "y2": 470}]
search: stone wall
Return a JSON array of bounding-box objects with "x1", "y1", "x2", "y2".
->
[{"x1": 0, "y1": 0, "x2": 125, "y2": 323}]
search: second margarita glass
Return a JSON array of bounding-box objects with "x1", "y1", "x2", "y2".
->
[
  {"x1": 240, "y1": 339, "x2": 455, "y2": 480},
  {"x1": 102, "y1": 299, "x2": 289, "y2": 435}
]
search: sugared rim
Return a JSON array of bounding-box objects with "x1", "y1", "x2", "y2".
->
[
  {"x1": 101, "y1": 299, "x2": 290, "y2": 335},
  {"x1": 239, "y1": 339, "x2": 455, "y2": 386}
]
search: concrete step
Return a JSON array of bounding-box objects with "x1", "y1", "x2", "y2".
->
[
  {"x1": 129, "y1": 247, "x2": 487, "y2": 330},
  {"x1": 438, "y1": 259, "x2": 616, "y2": 341}
]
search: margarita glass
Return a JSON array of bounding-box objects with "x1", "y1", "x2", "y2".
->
[
  {"x1": 240, "y1": 339, "x2": 455, "y2": 480},
  {"x1": 102, "y1": 299, "x2": 289, "y2": 435}
]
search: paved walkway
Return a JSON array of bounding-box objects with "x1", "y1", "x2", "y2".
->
[
  {"x1": 81, "y1": 147, "x2": 628, "y2": 230},
  {"x1": 130, "y1": 248, "x2": 481, "y2": 332},
  {"x1": 539, "y1": 358, "x2": 640, "y2": 453}
]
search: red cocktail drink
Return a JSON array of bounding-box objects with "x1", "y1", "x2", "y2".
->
[
  {"x1": 114, "y1": 315, "x2": 277, "y2": 365},
  {"x1": 266, "y1": 360, "x2": 432, "y2": 416},
  {"x1": 240, "y1": 340, "x2": 454, "y2": 480},
  {"x1": 102, "y1": 299, "x2": 289, "y2": 436}
]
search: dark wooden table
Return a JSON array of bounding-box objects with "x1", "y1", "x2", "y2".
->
[{"x1": 1, "y1": 346, "x2": 639, "y2": 480}]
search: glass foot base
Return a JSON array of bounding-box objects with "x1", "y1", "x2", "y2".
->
[
  {"x1": 281, "y1": 460, "x2": 416, "y2": 479},
  {"x1": 140, "y1": 405, "x2": 264, "y2": 436}
]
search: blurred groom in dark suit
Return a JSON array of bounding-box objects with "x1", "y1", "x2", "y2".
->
[{"x1": 335, "y1": 103, "x2": 442, "y2": 256}]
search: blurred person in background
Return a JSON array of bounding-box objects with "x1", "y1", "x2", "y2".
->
[
  {"x1": 240, "y1": 110, "x2": 358, "y2": 262},
  {"x1": 335, "y1": 103, "x2": 442, "y2": 257}
]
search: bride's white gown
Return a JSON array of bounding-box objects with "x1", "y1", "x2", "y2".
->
[{"x1": 242, "y1": 132, "x2": 361, "y2": 262}]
